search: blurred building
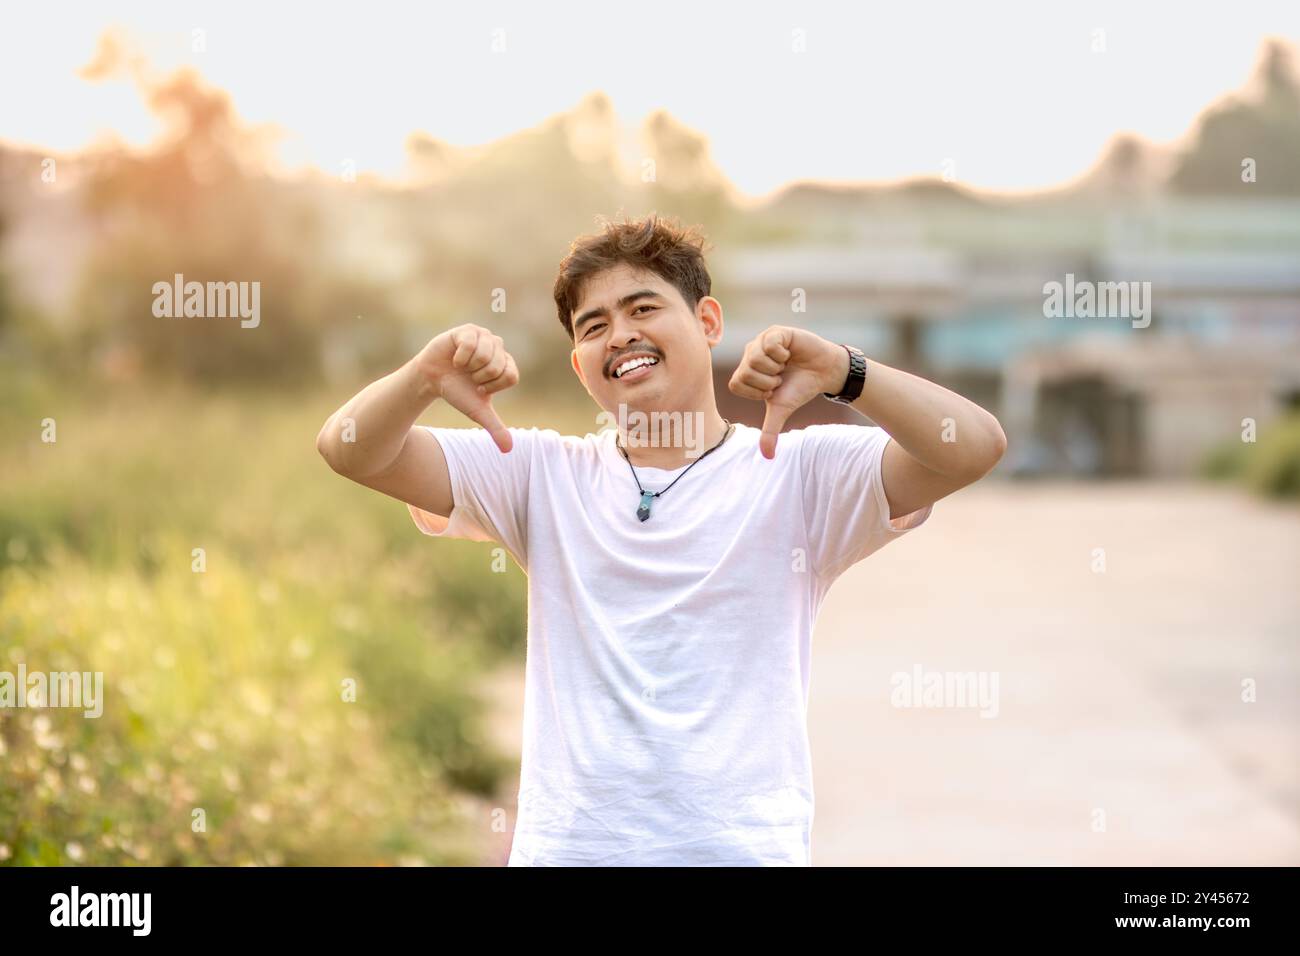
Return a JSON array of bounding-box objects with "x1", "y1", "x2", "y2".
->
[{"x1": 713, "y1": 198, "x2": 1300, "y2": 477}]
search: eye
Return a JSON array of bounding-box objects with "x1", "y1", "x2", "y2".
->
[
  {"x1": 582, "y1": 322, "x2": 606, "y2": 339},
  {"x1": 633, "y1": 305, "x2": 656, "y2": 315}
]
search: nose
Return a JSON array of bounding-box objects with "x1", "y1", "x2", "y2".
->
[
  {"x1": 607, "y1": 314, "x2": 642, "y2": 350},
  {"x1": 605, "y1": 320, "x2": 651, "y2": 377}
]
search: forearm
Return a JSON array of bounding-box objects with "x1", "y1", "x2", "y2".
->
[
  {"x1": 848, "y1": 357, "x2": 1006, "y2": 480},
  {"x1": 316, "y1": 356, "x2": 438, "y2": 479}
]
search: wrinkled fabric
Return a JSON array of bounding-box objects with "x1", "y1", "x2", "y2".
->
[{"x1": 409, "y1": 421, "x2": 931, "y2": 866}]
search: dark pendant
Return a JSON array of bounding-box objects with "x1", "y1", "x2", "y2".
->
[{"x1": 637, "y1": 491, "x2": 654, "y2": 522}]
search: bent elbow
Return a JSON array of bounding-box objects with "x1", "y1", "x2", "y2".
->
[
  {"x1": 988, "y1": 419, "x2": 1008, "y2": 465},
  {"x1": 316, "y1": 421, "x2": 344, "y2": 474},
  {"x1": 960, "y1": 419, "x2": 1007, "y2": 484},
  {"x1": 977, "y1": 418, "x2": 1003, "y2": 478}
]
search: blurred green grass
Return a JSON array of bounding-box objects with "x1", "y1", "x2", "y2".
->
[
  {"x1": 1201, "y1": 409, "x2": 1300, "y2": 499},
  {"x1": 0, "y1": 374, "x2": 583, "y2": 865}
]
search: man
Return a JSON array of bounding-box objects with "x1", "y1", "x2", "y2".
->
[{"x1": 316, "y1": 213, "x2": 1006, "y2": 866}]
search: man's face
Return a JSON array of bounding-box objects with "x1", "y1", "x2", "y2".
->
[{"x1": 569, "y1": 262, "x2": 722, "y2": 415}]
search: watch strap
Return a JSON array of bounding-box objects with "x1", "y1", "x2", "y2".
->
[{"x1": 823, "y1": 344, "x2": 867, "y2": 405}]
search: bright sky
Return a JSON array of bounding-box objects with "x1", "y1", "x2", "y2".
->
[{"x1": 4, "y1": 0, "x2": 1298, "y2": 198}]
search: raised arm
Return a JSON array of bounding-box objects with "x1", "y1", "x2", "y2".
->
[
  {"x1": 729, "y1": 325, "x2": 1006, "y2": 520},
  {"x1": 315, "y1": 324, "x2": 519, "y2": 518},
  {"x1": 841, "y1": 356, "x2": 1006, "y2": 519}
]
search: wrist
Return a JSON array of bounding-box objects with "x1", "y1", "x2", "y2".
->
[
  {"x1": 821, "y1": 343, "x2": 867, "y2": 405},
  {"x1": 404, "y1": 352, "x2": 442, "y2": 405},
  {"x1": 821, "y1": 340, "x2": 851, "y2": 396}
]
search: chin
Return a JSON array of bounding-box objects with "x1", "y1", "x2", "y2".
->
[{"x1": 618, "y1": 388, "x2": 675, "y2": 414}]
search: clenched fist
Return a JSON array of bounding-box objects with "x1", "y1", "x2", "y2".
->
[
  {"x1": 728, "y1": 325, "x2": 849, "y2": 459},
  {"x1": 415, "y1": 324, "x2": 520, "y2": 452}
]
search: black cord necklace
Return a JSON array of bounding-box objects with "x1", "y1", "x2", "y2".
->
[{"x1": 616, "y1": 419, "x2": 734, "y2": 522}]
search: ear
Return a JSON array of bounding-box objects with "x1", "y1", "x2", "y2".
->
[
  {"x1": 570, "y1": 348, "x2": 587, "y2": 389},
  {"x1": 698, "y1": 296, "x2": 724, "y2": 347}
]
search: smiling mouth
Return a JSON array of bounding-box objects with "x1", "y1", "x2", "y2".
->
[{"x1": 611, "y1": 355, "x2": 661, "y2": 380}]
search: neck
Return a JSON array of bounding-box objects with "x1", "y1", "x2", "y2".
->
[{"x1": 616, "y1": 406, "x2": 729, "y2": 469}]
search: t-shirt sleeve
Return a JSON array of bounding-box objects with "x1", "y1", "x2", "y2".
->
[
  {"x1": 798, "y1": 423, "x2": 933, "y2": 579},
  {"x1": 406, "y1": 425, "x2": 537, "y2": 565}
]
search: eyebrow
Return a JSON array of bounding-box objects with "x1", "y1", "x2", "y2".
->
[{"x1": 573, "y1": 289, "x2": 663, "y2": 335}]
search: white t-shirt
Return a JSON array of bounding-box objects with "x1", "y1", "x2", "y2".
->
[{"x1": 409, "y1": 420, "x2": 932, "y2": 865}]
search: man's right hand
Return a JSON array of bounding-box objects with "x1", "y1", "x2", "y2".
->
[{"x1": 415, "y1": 324, "x2": 520, "y2": 453}]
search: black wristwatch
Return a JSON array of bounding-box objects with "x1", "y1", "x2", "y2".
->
[{"x1": 822, "y1": 344, "x2": 867, "y2": 405}]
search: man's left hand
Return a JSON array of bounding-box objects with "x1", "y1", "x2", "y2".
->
[{"x1": 728, "y1": 326, "x2": 849, "y2": 459}]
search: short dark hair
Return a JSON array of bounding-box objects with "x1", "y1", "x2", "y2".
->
[{"x1": 553, "y1": 213, "x2": 712, "y2": 341}]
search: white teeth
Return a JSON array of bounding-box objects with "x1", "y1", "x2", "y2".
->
[{"x1": 614, "y1": 356, "x2": 658, "y2": 378}]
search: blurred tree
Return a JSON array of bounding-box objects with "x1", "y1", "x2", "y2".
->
[
  {"x1": 72, "y1": 68, "x2": 406, "y2": 385},
  {"x1": 1170, "y1": 39, "x2": 1300, "y2": 196},
  {"x1": 640, "y1": 109, "x2": 734, "y2": 229}
]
